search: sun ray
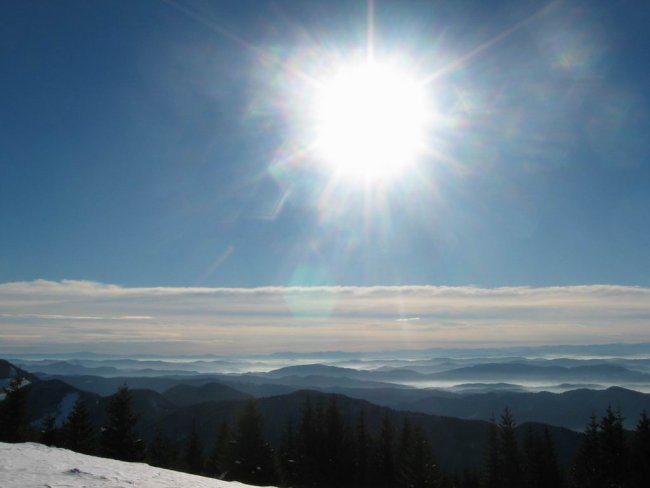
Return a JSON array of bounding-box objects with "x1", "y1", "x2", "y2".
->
[
  {"x1": 161, "y1": 0, "x2": 322, "y2": 88},
  {"x1": 419, "y1": 0, "x2": 559, "y2": 86},
  {"x1": 366, "y1": 0, "x2": 375, "y2": 63}
]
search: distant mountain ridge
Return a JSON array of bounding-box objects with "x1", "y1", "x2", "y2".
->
[
  {"x1": 16, "y1": 359, "x2": 199, "y2": 377},
  {"x1": 397, "y1": 386, "x2": 650, "y2": 430},
  {"x1": 262, "y1": 361, "x2": 650, "y2": 383},
  {"x1": 162, "y1": 382, "x2": 250, "y2": 406},
  {"x1": 13, "y1": 356, "x2": 650, "y2": 431},
  {"x1": 426, "y1": 362, "x2": 650, "y2": 382},
  {"x1": 1, "y1": 359, "x2": 582, "y2": 472}
]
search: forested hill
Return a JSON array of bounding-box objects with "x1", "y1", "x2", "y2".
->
[
  {"x1": 0, "y1": 358, "x2": 39, "y2": 385},
  {"x1": 144, "y1": 389, "x2": 581, "y2": 473},
  {"x1": 3, "y1": 359, "x2": 650, "y2": 487},
  {"x1": 1, "y1": 359, "x2": 581, "y2": 475}
]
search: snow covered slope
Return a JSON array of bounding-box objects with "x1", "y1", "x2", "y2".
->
[{"x1": 0, "y1": 443, "x2": 271, "y2": 488}]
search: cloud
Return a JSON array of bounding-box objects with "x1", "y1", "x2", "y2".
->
[
  {"x1": 1, "y1": 280, "x2": 649, "y2": 354},
  {"x1": 0, "y1": 313, "x2": 154, "y2": 321}
]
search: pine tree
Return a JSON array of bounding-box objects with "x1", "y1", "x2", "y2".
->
[
  {"x1": 397, "y1": 419, "x2": 415, "y2": 487},
  {"x1": 184, "y1": 418, "x2": 204, "y2": 474},
  {"x1": 540, "y1": 428, "x2": 562, "y2": 488},
  {"x1": 311, "y1": 398, "x2": 327, "y2": 484},
  {"x1": 498, "y1": 408, "x2": 521, "y2": 488},
  {"x1": 207, "y1": 422, "x2": 234, "y2": 478},
  {"x1": 147, "y1": 430, "x2": 179, "y2": 469},
  {"x1": 0, "y1": 376, "x2": 29, "y2": 442},
  {"x1": 407, "y1": 426, "x2": 440, "y2": 488},
  {"x1": 297, "y1": 395, "x2": 323, "y2": 486},
  {"x1": 523, "y1": 426, "x2": 537, "y2": 486},
  {"x1": 40, "y1": 414, "x2": 61, "y2": 447},
  {"x1": 63, "y1": 399, "x2": 95, "y2": 454},
  {"x1": 458, "y1": 469, "x2": 481, "y2": 488},
  {"x1": 355, "y1": 411, "x2": 370, "y2": 487},
  {"x1": 296, "y1": 396, "x2": 312, "y2": 485},
  {"x1": 324, "y1": 396, "x2": 350, "y2": 486},
  {"x1": 598, "y1": 406, "x2": 628, "y2": 487},
  {"x1": 631, "y1": 410, "x2": 650, "y2": 488},
  {"x1": 522, "y1": 427, "x2": 562, "y2": 488},
  {"x1": 376, "y1": 414, "x2": 396, "y2": 488},
  {"x1": 230, "y1": 399, "x2": 276, "y2": 485},
  {"x1": 278, "y1": 419, "x2": 299, "y2": 486},
  {"x1": 100, "y1": 385, "x2": 144, "y2": 461},
  {"x1": 483, "y1": 417, "x2": 501, "y2": 488},
  {"x1": 572, "y1": 413, "x2": 604, "y2": 488}
]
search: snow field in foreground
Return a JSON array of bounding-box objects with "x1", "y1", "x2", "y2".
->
[{"x1": 0, "y1": 442, "x2": 272, "y2": 488}]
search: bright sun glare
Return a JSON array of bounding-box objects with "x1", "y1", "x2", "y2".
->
[{"x1": 313, "y1": 62, "x2": 429, "y2": 181}]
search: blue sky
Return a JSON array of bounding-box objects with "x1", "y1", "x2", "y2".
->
[{"x1": 2, "y1": 0, "x2": 650, "y2": 291}]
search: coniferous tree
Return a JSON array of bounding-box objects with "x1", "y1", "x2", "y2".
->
[
  {"x1": 229, "y1": 399, "x2": 276, "y2": 485},
  {"x1": 376, "y1": 414, "x2": 396, "y2": 488},
  {"x1": 184, "y1": 418, "x2": 204, "y2": 474},
  {"x1": 0, "y1": 376, "x2": 29, "y2": 442},
  {"x1": 325, "y1": 396, "x2": 342, "y2": 458},
  {"x1": 312, "y1": 398, "x2": 327, "y2": 484},
  {"x1": 522, "y1": 427, "x2": 562, "y2": 488},
  {"x1": 406, "y1": 426, "x2": 440, "y2": 488},
  {"x1": 297, "y1": 395, "x2": 324, "y2": 486},
  {"x1": 498, "y1": 408, "x2": 522, "y2": 488},
  {"x1": 324, "y1": 397, "x2": 355, "y2": 487},
  {"x1": 631, "y1": 410, "x2": 650, "y2": 488},
  {"x1": 100, "y1": 385, "x2": 144, "y2": 461},
  {"x1": 147, "y1": 429, "x2": 179, "y2": 469},
  {"x1": 458, "y1": 469, "x2": 481, "y2": 488},
  {"x1": 522, "y1": 426, "x2": 537, "y2": 486},
  {"x1": 297, "y1": 395, "x2": 314, "y2": 484},
  {"x1": 62, "y1": 399, "x2": 95, "y2": 454},
  {"x1": 355, "y1": 411, "x2": 370, "y2": 487},
  {"x1": 483, "y1": 417, "x2": 501, "y2": 488},
  {"x1": 278, "y1": 419, "x2": 299, "y2": 486},
  {"x1": 572, "y1": 413, "x2": 604, "y2": 488},
  {"x1": 207, "y1": 422, "x2": 233, "y2": 479},
  {"x1": 540, "y1": 428, "x2": 562, "y2": 488},
  {"x1": 397, "y1": 419, "x2": 415, "y2": 487},
  {"x1": 40, "y1": 414, "x2": 61, "y2": 447},
  {"x1": 598, "y1": 406, "x2": 628, "y2": 488}
]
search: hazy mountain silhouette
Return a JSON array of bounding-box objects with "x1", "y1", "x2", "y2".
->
[
  {"x1": 427, "y1": 363, "x2": 650, "y2": 382},
  {"x1": 162, "y1": 382, "x2": 250, "y2": 406}
]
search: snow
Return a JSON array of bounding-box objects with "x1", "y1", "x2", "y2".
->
[
  {"x1": 0, "y1": 377, "x2": 31, "y2": 401},
  {"x1": 0, "y1": 443, "x2": 274, "y2": 488},
  {"x1": 54, "y1": 392, "x2": 79, "y2": 427},
  {"x1": 1, "y1": 376, "x2": 30, "y2": 391}
]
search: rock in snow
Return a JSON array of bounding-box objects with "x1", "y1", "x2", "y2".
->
[{"x1": 0, "y1": 442, "x2": 272, "y2": 488}]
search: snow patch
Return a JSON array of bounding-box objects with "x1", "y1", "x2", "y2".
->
[
  {"x1": 55, "y1": 392, "x2": 80, "y2": 426},
  {"x1": 0, "y1": 376, "x2": 30, "y2": 390},
  {"x1": 0, "y1": 442, "x2": 274, "y2": 488}
]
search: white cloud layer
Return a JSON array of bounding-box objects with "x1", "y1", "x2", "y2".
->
[{"x1": 0, "y1": 280, "x2": 649, "y2": 354}]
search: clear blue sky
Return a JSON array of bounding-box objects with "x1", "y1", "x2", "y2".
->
[{"x1": 2, "y1": 0, "x2": 649, "y2": 288}]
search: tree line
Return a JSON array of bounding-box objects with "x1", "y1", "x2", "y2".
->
[
  {"x1": 2, "y1": 377, "x2": 650, "y2": 487},
  {"x1": 1, "y1": 379, "x2": 145, "y2": 461}
]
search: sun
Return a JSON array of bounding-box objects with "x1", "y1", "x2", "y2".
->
[{"x1": 312, "y1": 61, "x2": 429, "y2": 181}]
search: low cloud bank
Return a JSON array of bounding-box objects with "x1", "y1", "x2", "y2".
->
[{"x1": 1, "y1": 280, "x2": 649, "y2": 354}]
